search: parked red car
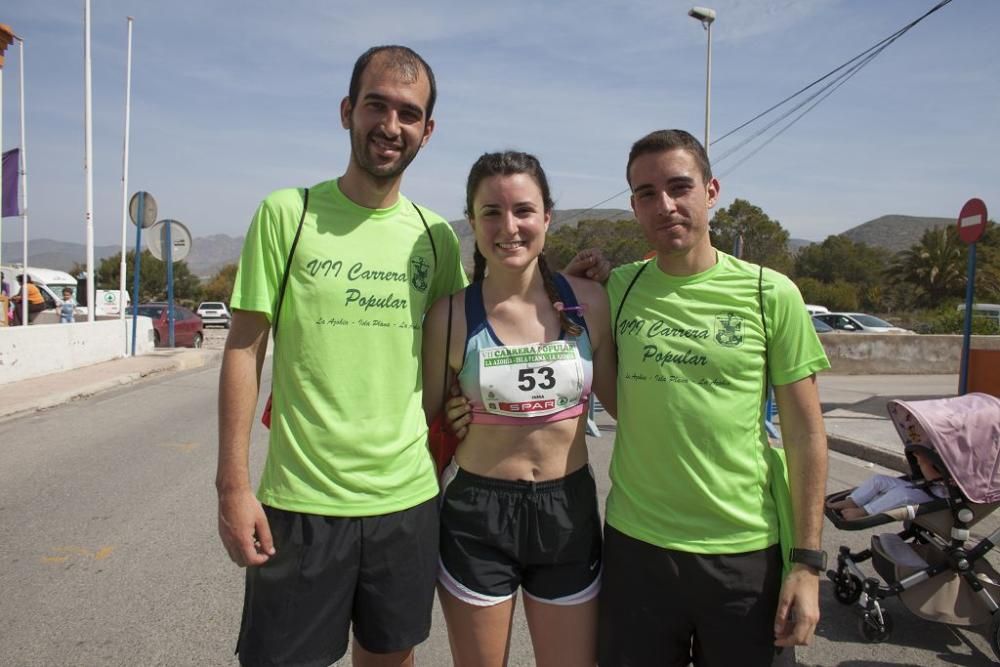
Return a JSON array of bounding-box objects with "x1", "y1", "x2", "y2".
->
[{"x1": 127, "y1": 303, "x2": 204, "y2": 348}]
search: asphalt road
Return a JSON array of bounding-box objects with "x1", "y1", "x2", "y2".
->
[{"x1": 1, "y1": 359, "x2": 998, "y2": 666}]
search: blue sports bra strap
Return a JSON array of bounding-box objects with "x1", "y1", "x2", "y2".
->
[
  {"x1": 464, "y1": 282, "x2": 487, "y2": 343},
  {"x1": 552, "y1": 272, "x2": 588, "y2": 334}
]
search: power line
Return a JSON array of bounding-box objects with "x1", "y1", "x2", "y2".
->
[
  {"x1": 718, "y1": 52, "x2": 876, "y2": 178},
  {"x1": 714, "y1": 28, "x2": 893, "y2": 167},
  {"x1": 712, "y1": 0, "x2": 953, "y2": 148}
]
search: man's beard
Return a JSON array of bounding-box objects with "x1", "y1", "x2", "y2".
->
[{"x1": 349, "y1": 124, "x2": 421, "y2": 182}]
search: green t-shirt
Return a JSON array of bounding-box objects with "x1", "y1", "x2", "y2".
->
[
  {"x1": 232, "y1": 179, "x2": 468, "y2": 516},
  {"x1": 607, "y1": 252, "x2": 830, "y2": 553}
]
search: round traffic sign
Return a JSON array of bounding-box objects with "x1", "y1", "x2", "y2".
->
[
  {"x1": 128, "y1": 191, "x2": 158, "y2": 228},
  {"x1": 146, "y1": 219, "x2": 193, "y2": 263},
  {"x1": 957, "y1": 198, "x2": 988, "y2": 245}
]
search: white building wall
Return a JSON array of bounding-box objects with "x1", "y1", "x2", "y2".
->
[{"x1": 0, "y1": 318, "x2": 155, "y2": 384}]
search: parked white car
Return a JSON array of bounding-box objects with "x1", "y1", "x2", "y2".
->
[
  {"x1": 956, "y1": 303, "x2": 1000, "y2": 326},
  {"x1": 196, "y1": 301, "x2": 232, "y2": 328},
  {"x1": 813, "y1": 312, "x2": 912, "y2": 334},
  {"x1": 805, "y1": 304, "x2": 829, "y2": 315}
]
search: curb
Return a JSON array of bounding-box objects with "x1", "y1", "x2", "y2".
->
[
  {"x1": 826, "y1": 433, "x2": 908, "y2": 473},
  {"x1": 0, "y1": 349, "x2": 222, "y2": 423}
]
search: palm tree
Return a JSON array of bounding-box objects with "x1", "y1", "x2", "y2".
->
[{"x1": 888, "y1": 227, "x2": 965, "y2": 307}]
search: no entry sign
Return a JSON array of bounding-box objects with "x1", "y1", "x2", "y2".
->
[{"x1": 957, "y1": 198, "x2": 988, "y2": 245}]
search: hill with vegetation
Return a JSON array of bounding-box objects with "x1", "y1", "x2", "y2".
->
[{"x1": 839, "y1": 214, "x2": 954, "y2": 253}]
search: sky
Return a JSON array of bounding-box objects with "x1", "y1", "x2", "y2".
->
[{"x1": 1, "y1": 0, "x2": 997, "y2": 252}]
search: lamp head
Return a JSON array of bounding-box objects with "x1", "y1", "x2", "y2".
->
[{"x1": 688, "y1": 6, "x2": 716, "y2": 25}]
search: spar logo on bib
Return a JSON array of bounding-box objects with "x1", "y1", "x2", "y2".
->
[
  {"x1": 714, "y1": 313, "x2": 744, "y2": 347},
  {"x1": 497, "y1": 399, "x2": 556, "y2": 412},
  {"x1": 410, "y1": 256, "x2": 431, "y2": 292}
]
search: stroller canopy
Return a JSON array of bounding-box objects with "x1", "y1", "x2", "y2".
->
[{"x1": 887, "y1": 393, "x2": 1000, "y2": 504}]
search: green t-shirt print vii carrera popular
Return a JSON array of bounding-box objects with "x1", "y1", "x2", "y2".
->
[{"x1": 232, "y1": 179, "x2": 467, "y2": 517}]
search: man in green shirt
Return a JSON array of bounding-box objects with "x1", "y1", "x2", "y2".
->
[
  {"x1": 597, "y1": 130, "x2": 830, "y2": 666},
  {"x1": 218, "y1": 45, "x2": 458, "y2": 667}
]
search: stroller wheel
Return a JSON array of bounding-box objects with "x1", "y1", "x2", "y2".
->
[
  {"x1": 859, "y1": 610, "x2": 893, "y2": 643},
  {"x1": 990, "y1": 612, "x2": 1000, "y2": 662},
  {"x1": 833, "y1": 574, "x2": 863, "y2": 605}
]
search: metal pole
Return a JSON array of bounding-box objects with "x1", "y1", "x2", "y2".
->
[
  {"x1": 84, "y1": 0, "x2": 95, "y2": 322},
  {"x1": 130, "y1": 193, "x2": 144, "y2": 356},
  {"x1": 958, "y1": 244, "x2": 977, "y2": 395},
  {"x1": 166, "y1": 222, "x2": 175, "y2": 347},
  {"x1": 704, "y1": 20, "x2": 712, "y2": 157},
  {"x1": 119, "y1": 18, "x2": 134, "y2": 329},
  {"x1": 18, "y1": 37, "x2": 28, "y2": 327}
]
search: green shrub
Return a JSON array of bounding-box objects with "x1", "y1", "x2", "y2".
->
[
  {"x1": 917, "y1": 306, "x2": 1000, "y2": 334},
  {"x1": 793, "y1": 278, "x2": 859, "y2": 312}
]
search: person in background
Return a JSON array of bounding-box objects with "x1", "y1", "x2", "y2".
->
[
  {"x1": 12, "y1": 274, "x2": 45, "y2": 326},
  {"x1": 59, "y1": 287, "x2": 77, "y2": 324}
]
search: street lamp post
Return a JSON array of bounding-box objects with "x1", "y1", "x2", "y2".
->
[{"x1": 688, "y1": 6, "x2": 716, "y2": 157}]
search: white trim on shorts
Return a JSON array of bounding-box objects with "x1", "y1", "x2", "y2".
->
[
  {"x1": 440, "y1": 458, "x2": 460, "y2": 492},
  {"x1": 438, "y1": 558, "x2": 601, "y2": 607},
  {"x1": 438, "y1": 557, "x2": 515, "y2": 607}
]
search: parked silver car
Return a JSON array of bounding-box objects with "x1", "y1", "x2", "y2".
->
[
  {"x1": 813, "y1": 312, "x2": 912, "y2": 334},
  {"x1": 196, "y1": 301, "x2": 232, "y2": 328},
  {"x1": 811, "y1": 316, "x2": 835, "y2": 333}
]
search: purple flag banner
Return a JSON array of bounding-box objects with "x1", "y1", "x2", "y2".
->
[{"x1": 2, "y1": 148, "x2": 20, "y2": 218}]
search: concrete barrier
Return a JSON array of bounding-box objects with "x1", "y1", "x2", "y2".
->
[
  {"x1": 0, "y1": 318, "x2": 155, "y2": 384},
  {"x1": 821, "y1": 333, "x2": 1000, "y2": 374}
]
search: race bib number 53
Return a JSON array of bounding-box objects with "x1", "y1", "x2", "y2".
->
[{"x1": 478, "y1": 341, "x2": 584, "y2": 418}]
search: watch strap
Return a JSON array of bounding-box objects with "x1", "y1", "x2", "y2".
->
[{"x1": 789, "y1": 548, "x2": 827, "y2": 571}]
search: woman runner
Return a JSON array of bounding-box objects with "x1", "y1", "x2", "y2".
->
[{"x1": 422, "y1": 151, "x2": 617, "y2": 666}]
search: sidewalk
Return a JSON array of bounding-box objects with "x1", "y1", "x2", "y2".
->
[
  {"x1": 818, "y1": 373, "x2": 958, "y2": 472},
  {"x1": 0, "y1": 348, "x2": 221, "y2": 423},
  {"x1": 1, "y1": 347, "x2": 959, "y2": 471}
]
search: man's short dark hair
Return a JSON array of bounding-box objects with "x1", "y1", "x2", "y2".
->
[
  {"x1": 626, "y1": 129, "x2": 712, "y2": 187},
  {"x1": 348, "y1": 45, "x2": 437, "y2": 119}
]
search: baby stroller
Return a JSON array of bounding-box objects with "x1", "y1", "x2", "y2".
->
[{"x1": 824, "y1": 392, "x2": 1000, "y2": 660}]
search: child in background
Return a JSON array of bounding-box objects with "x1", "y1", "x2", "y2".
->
[
  {"x1": 59, "y1": 287, "x2": 77, "y2": 324},
  {"x1": 827, "y1": 447, "x2": 947, "y2": 519}
]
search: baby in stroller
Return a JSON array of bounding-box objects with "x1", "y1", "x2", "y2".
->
[
  {"x1": 824, "y1": 393, "x2": 1000, "y2": 659},
  {"x1": 827, "y1": 419, "x2": 948, "y2": 520}
]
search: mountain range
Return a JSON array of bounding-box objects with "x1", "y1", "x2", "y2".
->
[{"x1": 0, "y1": 212, "x2": 963, "y2": 278}]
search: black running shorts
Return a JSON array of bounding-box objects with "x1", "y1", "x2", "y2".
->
[
  {"x1": 438, "y1": 462, "x2": 602, "y2": 606},
  {"x1": 236, "y1": 498, "x2": 439, "y2": 667},
  {"x1": 597, "y1": 523, "x2": 793, "y2": 667}
]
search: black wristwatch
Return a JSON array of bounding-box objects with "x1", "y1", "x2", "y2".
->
[{"x1": 789, "y1": 548, "x2": 827, "y2": 572}]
